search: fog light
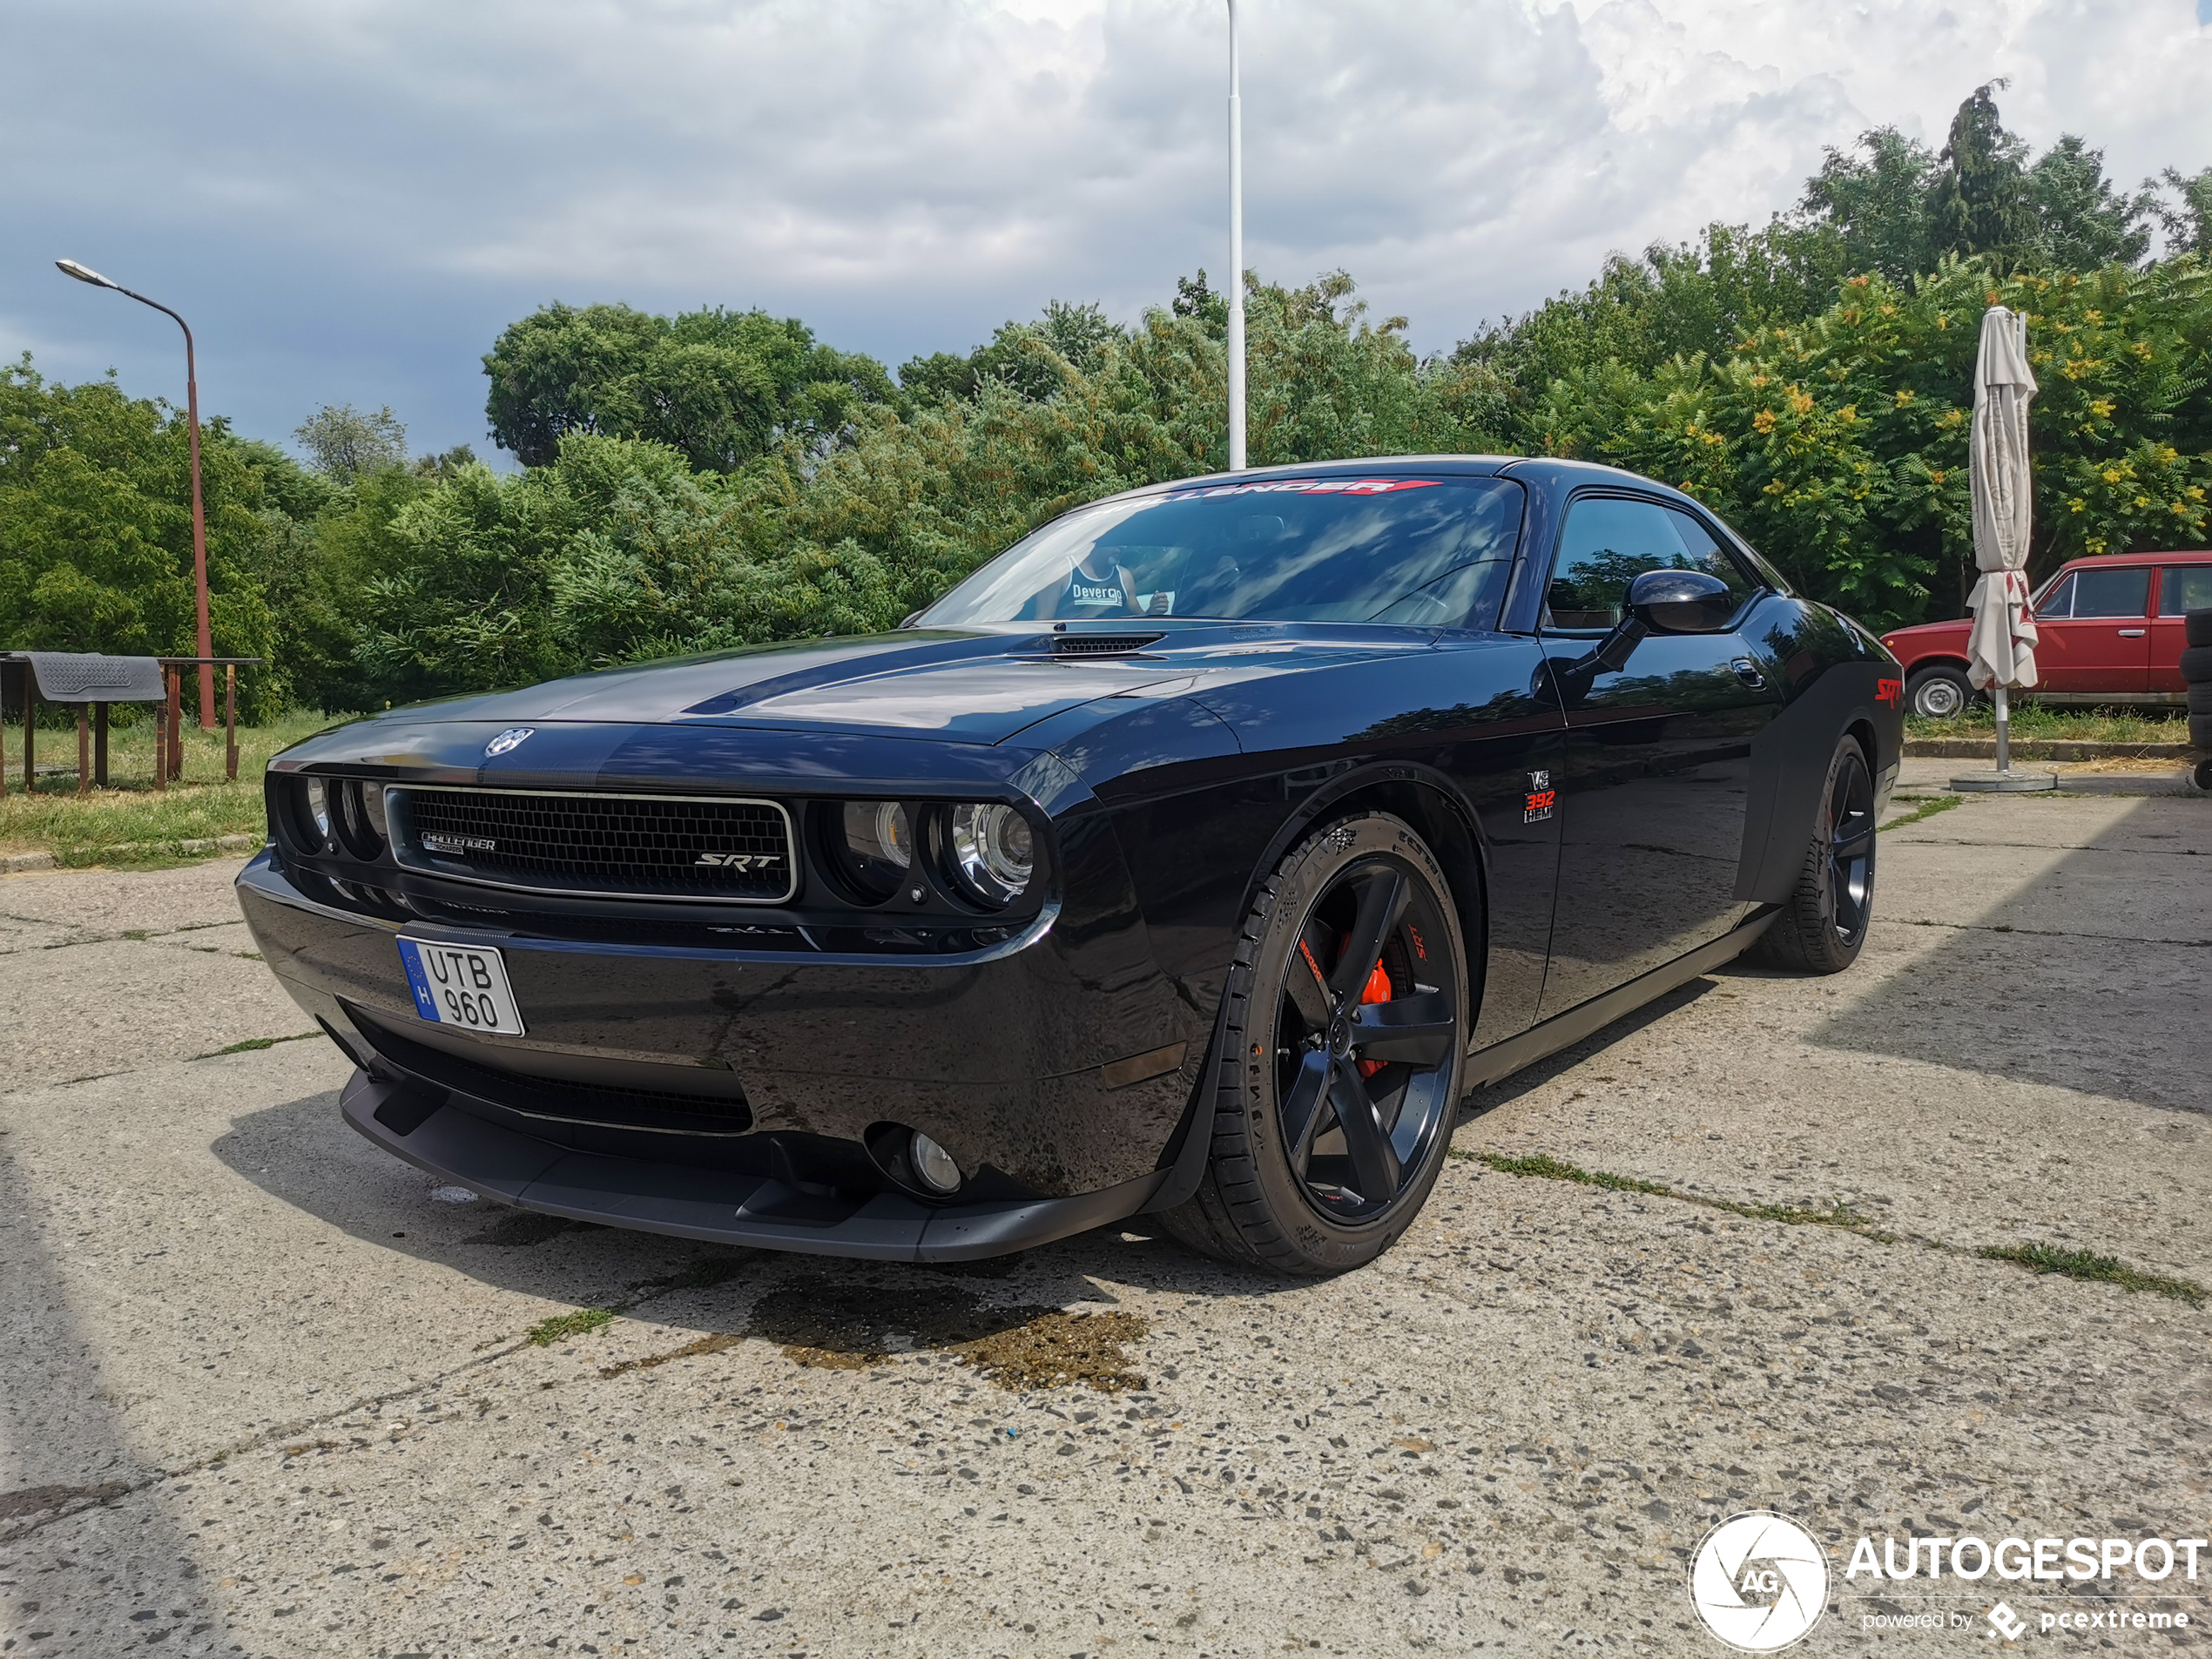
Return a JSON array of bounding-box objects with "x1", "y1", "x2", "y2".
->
[{"x1": 909, "y1": 1130, "x2": 962, "y2": 1195}]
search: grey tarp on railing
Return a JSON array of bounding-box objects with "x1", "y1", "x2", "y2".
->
[{"x1": 25, "y1": 652, "x2": 167, "y2": 703}]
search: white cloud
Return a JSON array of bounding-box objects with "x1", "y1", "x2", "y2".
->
[{"x1": 3, "y1": 0, "x2": 2207, "y2": 457}]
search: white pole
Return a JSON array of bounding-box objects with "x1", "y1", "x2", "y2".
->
[
  {"x1": 1225, "y1": 0, "x2": 1246, "y2": 472},
  {"x1": 1994, "y1": 685, "x2": 2011, "y2": 772}
]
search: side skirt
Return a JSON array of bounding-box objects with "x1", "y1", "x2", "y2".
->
[{"x1": 1462, "y1": 909, "x2": 1778, "y2": 1092}]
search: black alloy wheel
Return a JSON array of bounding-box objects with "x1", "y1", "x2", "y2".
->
[
  {"x1": 1161, "y1": 812, "x2": 1468, "y2": 1276},
  {"x1": 1759, "y1": 734, "x2": 1877, "y2": 974}
]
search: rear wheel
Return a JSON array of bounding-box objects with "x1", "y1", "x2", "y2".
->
[
  {"x1": 1160, "y1": 813, "x2": 1467, "y2": 1277},
  {"x1": 1758, "y1": 735, "x2": 1877, "y2": 974},
  {"x1": 1905, "y1": 664, "x2": 1972, "y2": 719}
]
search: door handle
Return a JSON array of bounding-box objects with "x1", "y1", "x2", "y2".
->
[
  {"x1": 1730, "y1": 658, "x2": 1767, "y2": 688},
  {"x1": 2117, "y1": 629, "x2": 2146, "y2": 637}
]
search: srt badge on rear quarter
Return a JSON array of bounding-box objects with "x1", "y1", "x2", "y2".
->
[
  {"x1": 1875, "y1": 678, "x2": 1903, "y2": 708},
  {"x1": 484, "y1": 727, "x2": 535, "y2": 757},
  {"x1": 1525, "y1": 770, "x2": 1555, "y2": 824}
]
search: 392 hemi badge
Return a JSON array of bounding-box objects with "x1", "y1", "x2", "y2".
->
[{"x1": 1524, "y1": 770, "x2": 1556, "y2": 824}]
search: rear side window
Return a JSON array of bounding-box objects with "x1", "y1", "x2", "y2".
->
[
  {"x1": 2070, "y1": 566, "x2": 2151, "y2": 618},
  {"x1": 1543, "y1": 497, "x2": 1754, "y2": 631},
  {"x1": 2161, "y1": 566, "x2": 2212, "y2": 615}
]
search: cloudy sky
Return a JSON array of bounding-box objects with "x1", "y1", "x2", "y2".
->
[{"x1": 6, "y1": 0, "x2": 2210, "y2": 463}]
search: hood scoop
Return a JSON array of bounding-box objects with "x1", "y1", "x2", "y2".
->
[{"x1": 1046, "y1": 632, "x2": 1166, "y2": 657}]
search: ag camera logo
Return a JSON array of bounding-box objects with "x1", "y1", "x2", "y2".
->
[{"x1": 1689, "y1": 1511, "x2": 1829, "y2": 1651}]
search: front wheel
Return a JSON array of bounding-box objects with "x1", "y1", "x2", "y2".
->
[
  {"x1": 1757, "y1": 734, "x2": 1877, "y2": 974},
  {"x1": 1160, "y1": 813, "x2": 1468, "y2": 1277}
]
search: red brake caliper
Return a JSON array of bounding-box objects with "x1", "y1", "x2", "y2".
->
[{"x1": 1353, "y1": 953, "x2": 1393, "y2": 1077}]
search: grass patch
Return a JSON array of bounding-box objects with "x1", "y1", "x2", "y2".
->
[
  {"x1": 1474, "y1": 1150, "x2": 1671, "y2": 1197},
  {"x1": 190, "y1": 1032, "x2": 318, "y2": 1060},
  {"x1": 1905, "y1": 706, "x2": 2188, "y2": 745},
  {"x1": 1880, "y1": 794, "x2": 1963, "y2": 831},
  {"x1": 1979, "y1": 1243, "x2": 2205, "y2": 1305},
  {"x1": 527, "y1": 1307, "x2": 616, "y2": 1345},
  {"x1": 1463, "y1": 1150, "x2": 1885, "y2": 1236},
  {"x1": 0, "y1": 710, "x2": 333, "y2": 867}
]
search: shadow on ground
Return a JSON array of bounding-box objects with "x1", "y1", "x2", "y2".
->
[{"x1": 1808, "y1": 796, "x2": 2208, "y2": 1115}]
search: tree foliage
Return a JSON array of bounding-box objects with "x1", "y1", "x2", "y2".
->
[{"x1": 482, "y1": 302, "x2": 895, "y2": 471}]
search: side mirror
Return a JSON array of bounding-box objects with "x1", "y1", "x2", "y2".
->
[{"x1": 1628, "y1": 569, "x2": 1737, "y2": 634}]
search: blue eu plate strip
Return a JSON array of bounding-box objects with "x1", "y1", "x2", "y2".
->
[{"x1": 396, "y1": 939, "x2": 441, "y2": 1022}]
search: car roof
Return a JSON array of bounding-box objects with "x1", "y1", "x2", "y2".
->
[
  {"x1": 1104, "y1": 454, "x2": 1696, "y2": 505},
  {"x1": 2055, "y1": 549, "x2": 2212, "y2": 565}
]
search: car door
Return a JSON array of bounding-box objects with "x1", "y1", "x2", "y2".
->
[
  {"x1": 2033, "y1": 564, "x2": 2153, "y2": 692},
  {"x1": 2149, "y1": 564, "x2": 2212, "y2": 693},
  {"x1": 1534, "y1": 496, "x2": 1782, "y2": 1018}
]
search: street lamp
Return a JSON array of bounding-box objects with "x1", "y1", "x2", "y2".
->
[
  {"x1": 56, "y1": 259, "x2": 217, "y2": 728},
  {"x1": 1224, "y1": 0, "x2": 1246, "y2": 472}
]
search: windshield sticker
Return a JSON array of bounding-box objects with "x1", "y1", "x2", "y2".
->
[
  {"x1": 1157, "y1": 477, "x2": 1444, "y2": 502},
  {"x1": 1068, "y1": 573, "x2": 1127, "y2": 608}
]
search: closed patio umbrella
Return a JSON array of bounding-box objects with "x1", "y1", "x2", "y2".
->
[{"x1": 1954, "y1": 304, "x2": 2055, "y2": 792}]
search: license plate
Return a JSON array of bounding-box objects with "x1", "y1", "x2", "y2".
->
[{"x1": 397, "y1": 938, "x2": 527, "y2": 1035}]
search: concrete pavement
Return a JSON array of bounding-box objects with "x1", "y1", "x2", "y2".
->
[{"x1": 3, "y1": 785, "x2": 2207, "y2": 1656}]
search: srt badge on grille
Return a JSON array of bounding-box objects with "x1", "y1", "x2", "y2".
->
[
  {"x1": 694, "y1": 853, "x2": 779, "y2": 870},
  {"x1": 422, "y1": 830, "x2": 497, "y2": 853},
  {"x1": 484, "y1": 727, "x2": 535, "y2": 757}
]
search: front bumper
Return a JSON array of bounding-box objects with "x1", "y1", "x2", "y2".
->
[
  {"x1": 341, "y1": 1069, "x2": 1166, "y2": 1262},
  {"x1": 237, "y1": 849, "x2": 1209, "y2": 1254}
]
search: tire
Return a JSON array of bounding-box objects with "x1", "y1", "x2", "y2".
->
[
  {"x1": 1757, "y1": 734, "x2": 1877, "y2": 975},
  {"x1": 2188, "y1": 683, "x2": 2212, "y2": 716},
  {"x1": 2179, "y1": 645, "x2": 2212, "y2": 685},
  {"x1": 2188, "y1": 610, "x2": 2212, "y2": 650},
  {"x1": 2194, "y1": 714, "x2": 2212, "y2": 752},
  {"x1": 2195, "y1": 757, "x2": 2212, "y2": 792},
  {"x1": 1905, "y1": 664, "x2": 1973, "y2": 719},
  {"x1": 1159, "y1": 812, "x2": 1469, "y2": 1277}
]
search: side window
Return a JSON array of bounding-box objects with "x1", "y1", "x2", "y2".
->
[
  {"x1": 1545, "y1": 497, "x2": 1692, "y2": 631},
  {"x1": 1663, "y1": 509, "x2": 1759, "y2": 601},
  {"x1": 2161, "y1": 567, "x2": 2212, "y2": 616},
  {"x1": 2071, "y1": 566, "x2": 2151, "y2": 619},
  {"x1": 2035, "y1": 574, "x2": 2075, "y2": 619}
]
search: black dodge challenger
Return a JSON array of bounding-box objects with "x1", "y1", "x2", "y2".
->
[{"x1": 239, "y1": 457, "x2": 1900, "y2": 1275}]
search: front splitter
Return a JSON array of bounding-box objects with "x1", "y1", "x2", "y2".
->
[{"x1": 340, "y1": 1069, "x2": 1163, "y2": 1263}]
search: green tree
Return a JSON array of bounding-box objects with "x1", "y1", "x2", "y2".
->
[
  {"x1": 482, "y1": 301, "x2": 894, "y2": 471},
  {"x1": 1797, "y1": 126, "x2": 1938, "y2": 286},
  {"x1": 295, "y1": 403, "x2": 409, "y2": 482},
  {"x1": 1926, "y1": 83, "x2": 2039, "y2": 266},
  {"x1": 0, "y1": 357, "x2": 285, "y2": 718}
]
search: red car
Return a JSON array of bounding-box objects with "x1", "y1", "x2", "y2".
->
[{"x1": 1880, "y1": 550, "x2": 2212, "y2": 718}]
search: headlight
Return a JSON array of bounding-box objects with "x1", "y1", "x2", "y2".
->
[
  {"x1": 304, "y1": 777, "x2": 333, "y2": 844},
  {"x1": 946, "y1": 802, "x2": 1034, "y2": 907},
  {"x1": 360, "y1": 782, "x2": 390, "y2": 845},
  {"x1": 829, "y1": 800, "x2": 913, "y2": 901}
]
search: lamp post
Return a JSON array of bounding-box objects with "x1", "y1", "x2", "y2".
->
[
  {"x1": 1224, "y1": 0, "x2": 1245, "y2": 472},
  {"x1": 56, "y1": 260, "x2": 217, "y2": 728}
]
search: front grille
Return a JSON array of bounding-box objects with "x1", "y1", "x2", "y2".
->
[
  {"x1": 391, "y1": 787, "x2": 795, "y2": 903},
  {"x1": 352, "y1": 1009, "x2": 755, "y2": 1136}
]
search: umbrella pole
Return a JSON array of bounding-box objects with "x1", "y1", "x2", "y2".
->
[{"x1": 1994, "y1": 686, "x2": 2010, "y2": 773}]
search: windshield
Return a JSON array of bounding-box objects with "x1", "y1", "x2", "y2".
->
[{"x1": 914, "y1": 475, "x2": 1526, "y2": 630}]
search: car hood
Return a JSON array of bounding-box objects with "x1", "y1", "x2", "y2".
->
[{"x1": 342, "y1": 625, "x2": 1434, "y2": 747}]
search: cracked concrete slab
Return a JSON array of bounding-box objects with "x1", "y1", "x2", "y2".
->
[{"x1": 2, "y1": 797, "x2": 2207, "y2": 1657}]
